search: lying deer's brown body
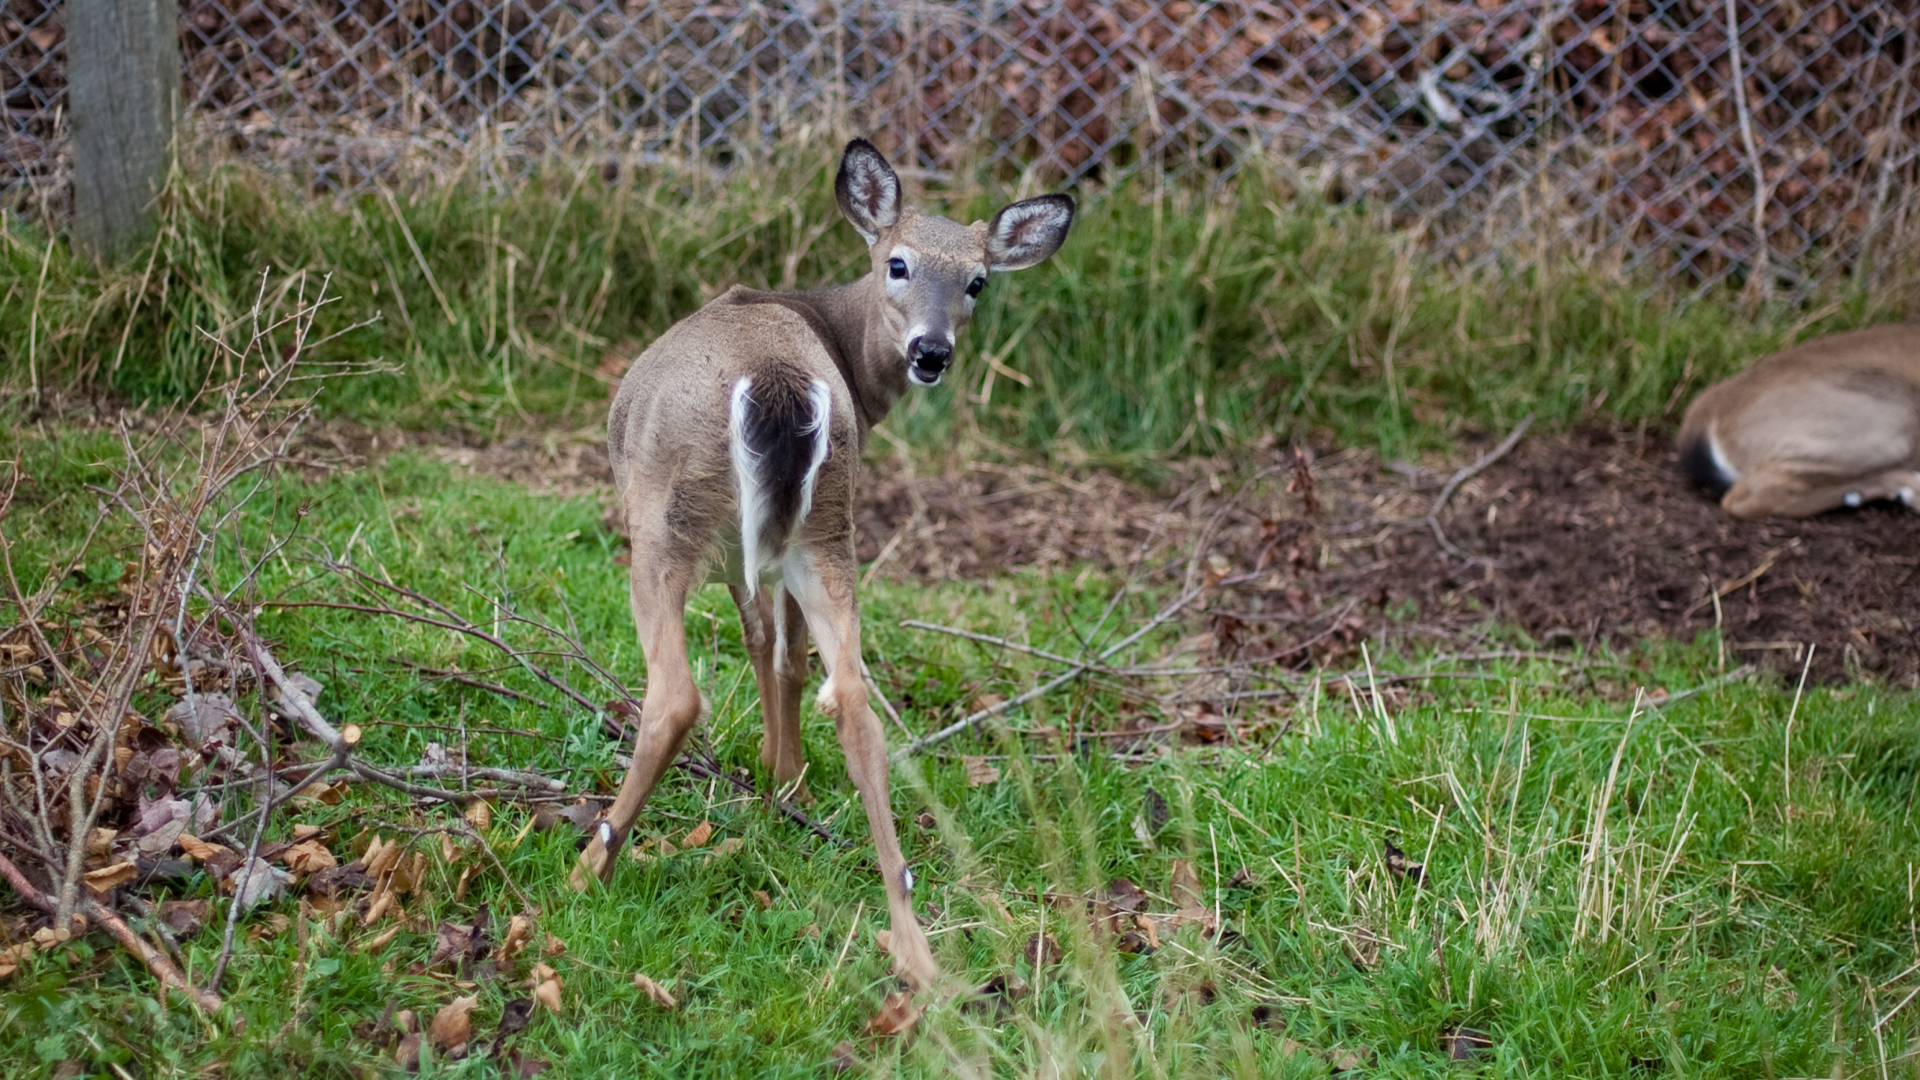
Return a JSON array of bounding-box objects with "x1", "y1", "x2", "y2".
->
[
  {"x1": 1679, "y1": 324, "x2": 1920, "y2": 519},
  {"x1": 579, "y1": 140, "x2": 1074, "y2": 989}
]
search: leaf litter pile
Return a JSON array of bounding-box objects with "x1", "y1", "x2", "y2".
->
[{"x1": 0, "y1": 284, "x2": 596, "y2": 1073}]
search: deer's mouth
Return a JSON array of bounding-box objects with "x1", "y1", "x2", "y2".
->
[{"x1": 907, "y1": 363, "x2": 944, "y2": 386}]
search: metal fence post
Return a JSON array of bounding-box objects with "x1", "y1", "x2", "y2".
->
[{"x1": 67, "y1": 0, "x2": 178, "y2": 264}]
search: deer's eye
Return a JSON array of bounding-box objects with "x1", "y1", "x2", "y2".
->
[
  {"x1": 966, "y1": 277, "x2": 986, "y2": 298},
  {"x1": 888, "y1": 258, "x2": 908, "y2": 280}
]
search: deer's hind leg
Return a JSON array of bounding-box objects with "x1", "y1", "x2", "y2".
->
[
  {"x1": 783, "y1": 543, "x2": 938, "y2": 990},
  {"x1": 571, "y1": 545, "x2": 704, "y2": 891},
  {"x1": 1721, "y1": 463, "x2": 1920, "y2": 519},
  {"x1": 730, "y1": 583, "x2": 813, "y2": 803}
]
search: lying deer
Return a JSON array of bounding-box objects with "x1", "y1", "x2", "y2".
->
[
  {"x1": 581, "y1": 140, "x2": 1075, "y2": 989},
  {"x1": 1680, "y1": 323, "x2": 1920, "y2": 518}
]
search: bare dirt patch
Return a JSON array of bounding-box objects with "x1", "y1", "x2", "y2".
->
[
  {"x1": 348, "y1": 420, "x2": 1918, "y2": 688},
  {"x1": 849, "y1": 428, "x2": 1917, "y2": 687}
]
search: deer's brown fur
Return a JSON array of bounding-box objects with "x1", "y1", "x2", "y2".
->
[
  {"x1": 1679, "y1": 324, "x2": 1920, "y2": 519},
  {"x1": 581, "y1": 140, "x2": 1075, "y2": 991}
]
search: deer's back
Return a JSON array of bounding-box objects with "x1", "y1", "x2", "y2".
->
[{"x1": 607, "y1": 287, "x2": 861, "y2": 556}]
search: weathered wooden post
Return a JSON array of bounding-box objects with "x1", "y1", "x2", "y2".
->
[{"x1": 67, "y1": 0, "x2": 179, "y2": 264}]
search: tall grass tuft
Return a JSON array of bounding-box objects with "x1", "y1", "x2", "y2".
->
[{"x1": 2, "y1": 146, "x2": 1910, "y2": 460}]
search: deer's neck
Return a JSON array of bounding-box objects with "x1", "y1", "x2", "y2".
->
[{"x1": 789, "y1": 278, "x2": 909, "y2": 433}]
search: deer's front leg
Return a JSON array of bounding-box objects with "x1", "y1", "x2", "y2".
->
[{"x1": 787, "y1": 553, "x2": 938, "y2": 991}]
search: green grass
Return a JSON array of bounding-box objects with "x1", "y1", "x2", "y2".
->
[
  {"x1": 3, "y1": 433, "x2": 1917, "y2": 1079},
  {"x1": 2, "y1": 149, "x2": 1912, "y2": 463}
]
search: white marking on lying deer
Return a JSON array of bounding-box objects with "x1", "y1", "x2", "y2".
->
[
  {"x1": 579, "y1": 139, "x2": 1075, "y2": 992},
  {"x1": 1679, "y1": 323, "x2": 1920, "y2": 519}
]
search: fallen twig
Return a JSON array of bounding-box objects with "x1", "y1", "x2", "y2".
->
[
  {"x1": 892, "y1": 582, "x2": 1207, "y2": 760},
  {"x1": 1425, "y1": 413, "x2": 1534, "y2": 561},
  {"x1": 1652, "y1": 664, "x2": 1757, "y2": 710},
  {"x1": 0, "y1": 848, "x2": 223, "y2": 1012}
]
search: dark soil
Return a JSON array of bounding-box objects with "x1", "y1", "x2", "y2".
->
[{"x1": 850, "y1": 426, "x2": 1919, "y2": 687}]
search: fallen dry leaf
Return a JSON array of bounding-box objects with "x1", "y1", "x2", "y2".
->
[
  {"x1": 282, "y1": 840, "x2": 337, "y2": 876},
  {"x1": 961, "y1": 756, "x2": 1000, "y2": 786},
  {"x1": 357, "y1": 923, "x2": 404, "y2": 954},
  {"x1": 1327, "y1": 1046, "x2": 1373, "y2": 1072},
  {"x1": 963, "y1": 972, "x2": 1030, "y2": 1019},
  {"x1": 428, "y1": 909, "x2": 491, "y2": 971},
  {"x1": 226, "y1": 856, "x2": 292, "y2": 909},
  {"x1": 428, "y1": 994, "x2": 478, "y2": 1058},
  {"x1": 495, "y1": 997, "x2": 535, "y2": 1038},
  {"x1": 1169, "y1": 859, "x2": 1204, "y2": 909},
  {"x1": 708, "y1": 836, "x2": 743, "y2": 859},
  {"x1": 1023, "y1": 932, "x2": 1063, "y2": 968},
  {"x1": 1141, "y1": 785, "x2": 1171, "y2": 835},
  {"x1": 394, "y1": 1032, "x2": 422, "y2": 1071},
  {"x1": 828, "y1": 1039, "x2": 858, "y2": 1074},
  {"x1": 82, "y1": 861, "x2": 137, "y2": 898},
  {"x1": 84, "y1": 827, "x2": 117, "y2": 859},
  {"x1": 542, "y1": 933, "x2": 566, "y2": 957},
  {"x1": 1442, "y1": 1026, "x2": 1494, "y2": 1061},
  {"x1": 865, "y1": 990, "x2": 921, "y2": 1038},
  {"x1": 291, "y1": 823, "x2": 323, "y2": 842},
  {"x1": 531, "y1": 963, "x2": 563, "y2": 1013},
  {"x1": 874, "y1": 929, "x2": 892, "y2": 956},
  {"x1": 680, "y1": 820, "x2": 714, "y2": 849},
  {"x1": 464, "y1": 801, "x2": 492, "y2": 830},
  {"x1": 246, "y1": 912, "x2": 293, "y2": 942},
  {"x1": 362, "y1": 836, "x2": 404, "y2": 879},
  {"x1": 495, "y1": 914, "x2": 533, "y2": 961},
  {"x1": 1384, "y1": 839, "x2": 1426, "y2": 886},
  {"x1": 1106, "y1": 876, "x2": 1147, "y2": 913},
  {"x1": 1162, "y1": 974, "x2": 1217, "y2": 1009},
  {"x1": 633, "y1": 973, "x2": 677, "y2": 1009},
  {"x1": 159, "y1": 899, "x2": 209, "y2": 938},
  {"x1": 752, "y1": 890, "x2": 773, "y2": 910}
]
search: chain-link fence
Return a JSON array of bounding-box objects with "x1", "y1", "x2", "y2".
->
[{"x1": 4, "y1": 1, "x2": 1917, "y2": 294}]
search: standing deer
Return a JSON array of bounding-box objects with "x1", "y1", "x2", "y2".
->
[
  {"x1": 581, "y1": 139, "x2": 1075, "y2": 989},
  {"x1": 1679, "y1": 324, "x2": 1920, "y2": 518}
]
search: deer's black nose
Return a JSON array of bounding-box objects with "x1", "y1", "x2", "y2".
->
[{"x1": 909, "y1": 336, "x2": 951, "y2": 375}]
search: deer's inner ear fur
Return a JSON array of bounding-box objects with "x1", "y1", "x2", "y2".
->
[
  {"x1": 986, "y1": 194, "x2": 1076, "y2": 272},
  {"x1": 834, "y1": 139, "x2": 903, "y2": 245}
]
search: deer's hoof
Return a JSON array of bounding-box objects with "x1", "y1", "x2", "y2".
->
[
  {"x1": 570, "y1": 843, "x2": 613, "y2": 892},
  {"x1": 889, "y1": 930, "x2": 940, "y2": 993}
]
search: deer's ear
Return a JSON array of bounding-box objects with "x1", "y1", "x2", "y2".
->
[
  {"x1": 985, "y1": 194, "x2": 1075, "y2": 272},
  {"x1": 835, "y1": 139, "x2": 902, "y2": 245}
]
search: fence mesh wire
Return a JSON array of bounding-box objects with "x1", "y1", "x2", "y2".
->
[{"x1": 3, "y1": 1, "x2": 1916, "y2": 294}]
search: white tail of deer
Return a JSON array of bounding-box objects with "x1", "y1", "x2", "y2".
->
[
  {"x1": 582, "y1": 139, "x2": 1075, "y2": 990},
  {"x1": 1679, "y1": 324, "x2": 1920, "y2": 519}
]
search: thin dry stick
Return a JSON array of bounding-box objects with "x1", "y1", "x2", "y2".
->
[
  {"x1": 0, "y1": 848, "x2": 223, "y2": 1012},
  {"x1": 1783, "y1": 643, "x2": 1814, "y2": 809},
  {"x1": 861, "y1": 659, "x2": 913, "y2": 740},
  {"x1": 1725, "y1": 0, "x2": 1771, "y2": 299},
  {"x1": 1426, "y1": 413, "x2": 1535, "y2": 560},
  {"x1": 892, "y1": 582, "x2": 1207, "y2": 760}
]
